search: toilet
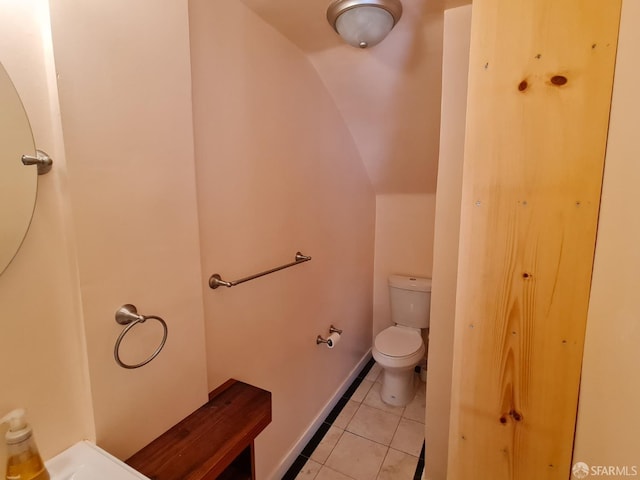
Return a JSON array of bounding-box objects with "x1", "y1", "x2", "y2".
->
[{"x1": 372, "y1": 274, "x2": 431, "y2": 406}]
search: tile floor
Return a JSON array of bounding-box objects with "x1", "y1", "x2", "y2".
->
[{"x1": 284, "y1": 359, "x2": 426, "y2": 480}]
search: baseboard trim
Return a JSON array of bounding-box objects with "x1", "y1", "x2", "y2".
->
[{"x1": 268, "y1": 349, "x2": 373, "y2": 479}]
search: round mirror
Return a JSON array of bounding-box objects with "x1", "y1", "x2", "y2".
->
[{"x1": 0, "y1": 62, "x2": 37, "y2": 275}]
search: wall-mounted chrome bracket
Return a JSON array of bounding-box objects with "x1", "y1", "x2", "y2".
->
[
  {"x1": 317, "y1": 325, "x2": 343, "y2": 346},
  {"x1": 22, "y1": 149, "x2": 53, "y2": 175}
]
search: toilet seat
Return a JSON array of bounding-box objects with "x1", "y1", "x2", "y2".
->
[{"x1": 374, "y1": 326, "x2": 423, "y2": 357}]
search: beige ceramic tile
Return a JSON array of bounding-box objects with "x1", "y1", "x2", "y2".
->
[
  {"x1": 351, "y1": 380, "x2": 375, "y2": 403},
  {"x1": 296, "y1": 459, "x2": 322, "y2": 480},
  {"x1": 333, "y1": 400, "x2": 360, "y2": 429},
  {"x1": 315, "y1": 466, "x2": 355, "y2": 480},
  {"x1": 311, "y1": 425, "x2": 344, "y2": 464},
  {"x1": 346, "y1": 403, "x2": 401, "y2": 446},
  {"x1": 363, "y1": 382, "x2": 406, "y2": 416},
  {"x1": 365, "y1": 362, "x2": 382, "y2": 382},
  {"x1": 376, "y1": 448, "x2": 419, "y2": 480},
  {"x1": 402, "y1": 383, "x2": 426, "y2": 423},
  {"x1": 325, "y1": 431, "x2": 388, "y2": 480},
  {"x1": 390, "y1": 417, "x2": 424, "y2": 457}
]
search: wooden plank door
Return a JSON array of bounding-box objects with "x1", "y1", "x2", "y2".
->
[{"x1": 447, "y1": 1, "x2": 622, "y2": 479}]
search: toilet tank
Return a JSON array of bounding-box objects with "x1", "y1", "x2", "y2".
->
[{"x1": 388, "y1": 275, "x2": 432, "y2": 328}]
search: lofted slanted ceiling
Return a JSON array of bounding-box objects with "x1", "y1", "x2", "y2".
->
[{"x1": 240, "y1": 0, "x2": 470, "y2": 194}]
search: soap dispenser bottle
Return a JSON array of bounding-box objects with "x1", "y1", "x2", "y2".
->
[{"x1": 1, "y1": 409, "x2": 50, "y2": 480}]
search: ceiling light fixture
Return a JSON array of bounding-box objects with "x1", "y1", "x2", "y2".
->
[{"x1": 326, "y1": 0, "x2": 403, "y2": 49}]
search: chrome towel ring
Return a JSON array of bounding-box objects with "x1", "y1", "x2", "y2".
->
[{"x1": 114, "y1": 304, "x2": 168, "y2": 369}]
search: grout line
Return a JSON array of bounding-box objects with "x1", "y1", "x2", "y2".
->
[
  {"x1": 322, "y1": 464, "x2": 358, "y2": 480},
  {"x1": 317, "y1": 425, "x2": 345, "y2": 468},
  {"x1": 300, "y1": 421, "x2": 331, "y2": 458},
  {"x1": 282, "y1": 358, "x2": 426, "y2": 479},
  {"x1": 282, "y1": 358, "x2": 375, "y2": 479}
]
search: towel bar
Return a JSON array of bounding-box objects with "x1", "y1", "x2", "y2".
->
[{"x1": 209, "y1": 252, "x2": 311, "y2": 289}]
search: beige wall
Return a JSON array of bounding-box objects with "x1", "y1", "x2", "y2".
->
[
  {"x1": 189, "y1": 1, "x2": 376, "y2": 478},
  {"x1": 573, "y1": 0, "x2": 640, "y2": 470},
  {"x1": 0, "y1": 1, "x2": 437, "y2": 478},
  {"x1": 306, "y1": 0, "x2": 445, "y2": 194},
  {"x1": 49, "y1": 0, "x2": 209, "y2": 459},
  {"x1": 423, "y1": 6, "x2": 471, "y2": 480},
  {"x1": 372, "y1": 194, "x2": 436, "y2": 340},
  {"x1": 1, "y1": 1, "x2": 375, "y2": 476},
  {"x1": 0, "y1": 0, "x2": 93, "y2": 471},
  {"x1": 239, "y1": 0, "x2": 448, "y2": 195}
]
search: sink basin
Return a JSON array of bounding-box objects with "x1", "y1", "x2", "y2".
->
[{"x1": 46, "y1": 441, "x2": 150, "y2": 480}]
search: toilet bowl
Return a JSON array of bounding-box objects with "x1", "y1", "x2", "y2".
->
[
  {"x1": 372, "y1": 325, "x2": 425, "y2": 405},
  {"x1": 373, "y1": 275, "x2": 431, "y2": 406}
]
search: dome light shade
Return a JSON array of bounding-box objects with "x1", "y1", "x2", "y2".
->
[{"x1": 327, "y1": 0, "x2": 403, "y2": 49}]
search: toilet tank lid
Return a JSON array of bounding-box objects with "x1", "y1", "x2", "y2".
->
[{"x1": 388, "y1": 275, "x2": 432, "y2": 292}]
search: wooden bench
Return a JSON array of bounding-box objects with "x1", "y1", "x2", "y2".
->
[{"x1": 126, "y1": 379, "x2": 272, "y2": 480}]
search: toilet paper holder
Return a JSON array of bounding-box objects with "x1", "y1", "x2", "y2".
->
[{"x1": 317, "y1": 325, "x2": 343, "y2": 346}]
